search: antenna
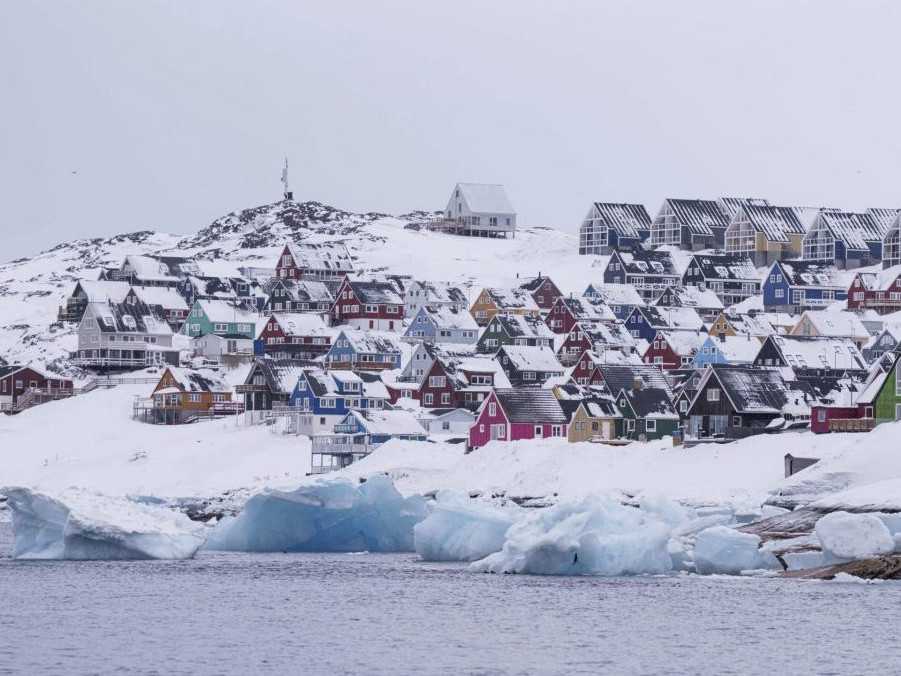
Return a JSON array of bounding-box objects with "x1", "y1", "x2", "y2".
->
[{"x1": 281, "y1": 156, "x2": 293, "y2": 201}]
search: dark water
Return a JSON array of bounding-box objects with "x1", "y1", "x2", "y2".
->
[{"x1": 1, "y1": 522, "x2": 900, "y2": 675}]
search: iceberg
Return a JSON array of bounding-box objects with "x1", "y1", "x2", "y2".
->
[
  {"x1": 206, "y1": 475, "x2": 428, "y2": 553},
  {"x1": 3, "y1": 487, "x2": 206, "y2": 560},
  {"x1": 470, "y1": 496, "x2": 673, "y2": 576},
  {"x1": 414, "y1": 492, "x2": 521, "y2": 562},
  {"x1": 815, "y1": 511, "x2": 895, "y2": 562},
  {"x1": 693, "y1": 525, "x2": 778, "y2": 575}
]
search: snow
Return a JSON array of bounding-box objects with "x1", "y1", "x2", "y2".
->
[
  {"x1": 3, "y1": 486, "x2": 206, "y2": 560},
  {"x1": 205, "y1": 476, "x2": 428, "y2": 553},
  {"x1": 469, "y1": 495, "x2": 673, "y2": 576},
  {"x1": 692, "y1": 526, "x2": 778, "y2": 575},
  {"x1": 414, "y1": 492, "x2": 520, "y2": 562},
  {"x1": 814, "y1": 511, "x2": 896, "y2": 561}
]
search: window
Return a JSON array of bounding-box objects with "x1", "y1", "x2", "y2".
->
[
  {"x1": 423, "y1": 393, "x2": 433, "y2": 406},
  {"x1": 189, "y1": 393, "x2": 201, "y2": 403},
  {"x1": 441, "y1": 392, "x2": 451, "y2": 405},
  {"x1": 522, "y1": 371, "x2": 535, "y2": 381},
  {"x1": 534, "y1": 425, "x2": 543, "y2": 437},
  {"x1": 214, "y1": 323, "x2": 228, "y2": 332},
  {"x1": 731, "y1": 416, "x2": 742, "y2": 427},
  {"x1": 551, "y1": 425, "x2": 562, "y2": 437},
  {"x1": 646, "y1": 419, "x2": 656, "y2": 432},
  {"x1": 429, "y1": 376, "x2": 446, "y2": 388},
  {"x1": 817, "y1": 409, "x2": 826, "y2": 422},
  {"x1": 626, "y1": 419, "x2": 635, "y2": 432},
  {"x1": 489, "y1": 402, "x2": 497, "y2": 416},
  {"x1": 679, "y1": 400, "x2": 687, "y2": 413},
  {"x1": 707, "y1": 388, "x2": 720, "y2": 402}
]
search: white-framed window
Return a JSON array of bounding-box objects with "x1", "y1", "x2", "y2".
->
[
  {"x1": 423, "y1": 393, "x2": 434, "y2": 406},
  {"x1": 707, "y1": 388, "x2": 720, "y2": 402},
  {"x1": 189, "y1": 393, "x2": 201, "y2": 403},
  {"x1": 534, "y1": 425, "x2": 543, "y2": 437},
  {"x1": 522, "y1": 371, "x2": 535, "y2": 381},
  {"x1": 429, "y1": 376, "x2": 446, "y2": 388},
  {"x1": 646, "y1": 419, "x2": 656, "y2": 432},
  {"x1": 488, "y1": 402, "x2": 497, "y2": 416},
  {"x1": 441, "y1": 392, "x2": 451, "y2": 405},
  {"x1": 551, "y1": 425, "x2": 562, "y2": 437}
]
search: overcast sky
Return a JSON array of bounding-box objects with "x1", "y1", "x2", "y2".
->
[{"x1": 2, "y1": 0, "x2": 900, "y2": 261}]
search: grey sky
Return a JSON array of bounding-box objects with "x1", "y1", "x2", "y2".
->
[{"x1": 2, "y1": 0, "x2": 900, "y2": 261}]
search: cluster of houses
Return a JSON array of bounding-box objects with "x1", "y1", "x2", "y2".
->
[{"x1": 4, "y1": 187, "x2": 901, "y2": 475}]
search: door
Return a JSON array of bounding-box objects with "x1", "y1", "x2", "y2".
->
[{"x1": 701, "y1": 415, "x2": 710, "y2": 437}]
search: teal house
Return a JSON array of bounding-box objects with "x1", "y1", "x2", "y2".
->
[{"x1": 182, "y1": 299, "x2": 257, "y2": 339}]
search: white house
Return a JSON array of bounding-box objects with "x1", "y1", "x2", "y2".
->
[{"x1": 442, "y1": 183, "x2": 516, "y2": 238}]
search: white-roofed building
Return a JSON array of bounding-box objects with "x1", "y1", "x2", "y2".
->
[{"x1": 439, "y1": 182, "x2": 516, "y2": 238}]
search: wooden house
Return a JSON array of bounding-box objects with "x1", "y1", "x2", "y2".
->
[
  {"x1": 518, "y1": 274, "x2": 563, "y2": 311},
  {"x1": 802, "y1": 209, "x2": 890, "y2": 269},
  {"x1": 692, "y1": 334, "x2": 761, "y2": 368},
  {"x1": 545, "y1": 295, "x2": 613, "y2": 334},
  {"x1": 684, "y1": 364, "x2": 811, "y2": 440},
  {"x1": 468, "y1": 388, "x2": 567, "y2": 449},
  {"x1": 0, "y1": 365, "x2": 74, "y2": 413},
  {"x1": 289, "y1": 368, "x2": 388, "y2": 434},
  {"x1": 275, "y1": 242, "x2": 354, "y2": 281},
  {"x1": 570, "y1": 349, "x2": 635, "y2": 387},
  {"x1": 74, "y1": 300, "x2": 179, "y2": 370},
  {"x1": 330, "y1": 278, "x2": 405, "y2": 331},
  {"x1": 602, "y1": 250, "x2": 680, "y2": 302},
  {"x1": 752, "y1": 335, "x2": 868, "y2": 379},
  {"x1": 495, "y1": 345, "x2": 565, "y2": 387},
  {"x1": 146, "y1": 367, "x2": 235, "y2": 424},
  {"x1": 128, "y1": 286, "x2": 190, "y2": 329},
  {"x1": 265, "y1": 278, "x2": 335, "y2": 314},
  {"x1": 476, "y1": 313, "x2": 554, "y2": 353},
  {"x1": 653, "y1": 285, "x2": 723, "y2": 323},
  {"x1": 623, "y1": 306, "x2": 705, "y2": 343},
  {"x1": 404, "y1": 280, "x2": 468, "y2": 318},
  {"x1": 643, "y1": 330, "x2": 707, "y2": 371},
  {"x1": 182, "y1": 299, "x2": 256, "y2": 339},
  {"x1": 441, "y1": 183, "x2": 516, "y2": 238},
  {"x1": 561, "y1": 397, "x2": 622, "y2": 443},
  {"x1": 649, "y1": 198, "x2": 745, "y2": 250},
  {"x1": 178, "y1": 274, "x2": 266, "y2": 312},
  {"x1": 762, "y1": 260, "x2": 848, "y2": 313},
  {"x1": 236, "y1": 359, "x2": 308, "y2": 411},
  {"x1": 708, "y1": 311, "x2": 782, "y2": 341},
  {"x1": 681, "y1": 253, "x2": 761, "y2": 306},
  {"x1": 861, "y1": 327, "x2": 901, "y2": 364},
  {"x1": 469, "y1": 287, "x2": 541, "y2": 326},
  {"x1": 884, "y1": 213, "x2": 901, "y2": 269},
  {"x1": 107, "y1": 255, "x2": 181, "y2": 287},
  {"x1": 191, "y1": 333, "x2": 254, "y2": 364},
  {"x1": 403, "y1": 305, "x2": 479, "y2": 345},
  {"x1": 582, "y1": 282, "x2": 645, "y2": 321},
  {"x1": 578, "y1": 202, "x2": 651, "y2": 255},
  {"x1": 256, "y1": 313, "x2": 332, "y2": 360},
  {"x1": 414, "y1": 407, "x2": 476, "y2": 436},
  {"x1": 556, "y1": 320, "x2": 636, "y2": 367},
  {"x1": 311, "y1": 409, "x2": 427, "y2": 474},
  {"x1": 723, "y1": 203, "x2": 809, "y2": 267},
  {"x1": 58, "y1": 280, "x2": 130, "y2": 324},
  {"x1": 790, "y1": 310, "x2": 871, "y2": 350},
  {"x1": 846, "y1": 266, "x2": 901, "y2": 315},
  {"x1": 324, "y1": 330, "x2": 403, "y2": 371},
  {"x1": 588, "y1": 363, "x2": 677, "y2": 441}
]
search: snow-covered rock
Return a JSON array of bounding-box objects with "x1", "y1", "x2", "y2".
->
[
  {"x1": 3, "y1": 487, "x2": 206, "y2": 560},
  {"x1": 693, "y1": 526, "x2": 779, "y2": 575},
  {"x1": 815, "y1": 511, "x2": 895, "y2": 562},
  {"x1": 205, "y1": 476, "x2": 428, "y2": 553},
  {"x1": 414, "y1": 492, "x2": 521, "y2": 562},
  {"x1": 470, "y1": 496, "x2": 673, "y2": 576}
]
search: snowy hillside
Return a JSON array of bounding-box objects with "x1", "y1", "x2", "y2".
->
[{"x1": 0, "y1": 199, "x2": 599, "y2": 374}]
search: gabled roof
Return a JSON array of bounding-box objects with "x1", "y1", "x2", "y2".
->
[
  {"x1": 655, "y1": 286, "x2": 723, "y2": 311},
  {"x1": 86, "y1": 300, "x2": 172, "y2": 335},
  {"x1": 455, "y1": 183, "x2": 515, "y2": 215},
  {"x1": 483, "y1": 287, "x2": 540, "y2": 312},
  {"x1": 498, "y1": 345, "x2": 563, "y2": 373},
  {"x1": 595, "y1": 363, "x2": 673, "y2": 399},
  {"x1": 794, "y1": 310, "x2": 869, "y2": 340},
  {"x1": 347, "y1": 280, "x2": 404, "y2": 305},
  {"x1": 615, "y1": 249, "x2": 678, "y2": 276},
  {"x1": 196, "y1": 299, "x2": 257, "y2": 324},
  {"x1": 517, "y1": 274, "x2": 556, "y2": 293},
  {"x1": 617, "y1": 387, "x2": 678, "y2": 419},
  {"x1": 661, "y1": 198, "x2": 731, "y2": 236},
  {"x1": 852, "y1": 265, "x2": 901, "y2": 292},
  {"x1": 346, "y1": 409, "x2": 426, "y2": 436},
  {"x1": 639, "y1": 306, "x2": 705, "y2": 331},
  {"x1": 270, "y1": 278, "x2": 335, "y2": 303},
  {"x1": 417, "y1": 305, "x2": 479, "y2": 331},
  {"x1": 656, "y1": 330, "x2": 707, "y2": 357},
  {"x1": 131, "y1": 286, "x2": 189, "y2": 310},
  {"x1": 161, "y1": 367, "x2": 230, "y2": 393},
  {"x1": 773, "y1": 260, "x2": 844, "y2": 289},
  {"x1": 583, "y1": 282, "x2": 645, "y2": 307},
  {"x1": 124, "y1": 255, "x2": 179, "y2": 282},
  {"x1": 701, "y1": 335, "x2": 760, "y2": 364},
  {"x1": 695, "y1": 364, "x2": 800, "y2": 415},
  {"x1": 686, "y1": 253, "x2": 759, "y2": 282},
  {"x1": 814, "y1": 210, "x2": 887, "y2": 251},
  {"x1": 589, "y1": 202, "x2": 651, "y2": 238},
  {"x1": 269, "y1": 313, "x2": 329, "y2": 336},
  {"x1": 246, "y1": 359, "x2": 308, "y2": 394},
  {"x1": 768, "y1": 335, "x2": 868, "y2": 371},
  {"x1": 573, "y1": 320, "x2": 636, "y2": 350},
  {"x1": 492, "y1": 388, "x2": 566, "y2": 424},
  {"x1": 74, "y1": 280, "x2": 131, "y2": 303},
  {"x1": 338, "y1": 330, "x2": 402, "y2": 354},
  {"x1": 556, "y1": 296, "x2": 613, "y2": 322},
  {"x1": 284, "y1": 242, "x2": 354, "y2": 273},
  {"x1": 409, "y1": 280, "x2": 468, "y2": 306},
  {"x1": 735, "y1": 203, "x2": 807, "y2": 243},
  {"x1": 491, "y1": 313, "x2": 555, "y2": 339}
]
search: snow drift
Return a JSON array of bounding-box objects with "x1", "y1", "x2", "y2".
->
[
  {"x1": 414, "y1": 492, "x2": 521, "y2": 562},
  {"x1": 205, "y1": 476, "x2": 429, "y2": 553},
  {"x1": 815, "y1": 511, "x2": 896, "y2": 562},
  {"x1": 693, "y1": 526, "x2": 779, "y2": 575},
  {"x1": 3, "y1": 487, "x2": 206, "y2": 560},
  {"x1": 469, "y1": 496, "x2": 674, "y2": 576}
]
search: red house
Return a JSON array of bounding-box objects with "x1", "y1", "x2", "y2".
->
[
  {"x1": 275, "y1": 243, "x2": 354, "y2": 281},
  {"x1": 330, "y1": 278, "x2": 405, "y2": 331},
  {"x1": 545, "y1": 296, "x2": 612, "y2": 334},
  {"x1": 570, "y1": 350, "x2": 609, "y2": 387},
  {"x1": 846, "y1": 269, "x2": 901, "y2": 315},
  {"x1": 642, "y1": 330, "x2": 704, "y2": 371},
  {"x1": 518, "y1": 274, "x2": 563, "y2": 311},
  {"x1": 556, "y1": 320, "x2": 635, "y2": 366},
  {"x1": 0, "y1": 365, "x2": 74, "y2": 413},
  {"x1": 469, "y1": 388, "x2": 567, "y2": 449},
  {"x1": 257, "y1": 313, "x2": 332, "y2": 360}
]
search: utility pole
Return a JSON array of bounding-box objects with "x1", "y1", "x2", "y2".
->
[{"x1": 281, "y1": 157, "x2": 293, "y2": 201}]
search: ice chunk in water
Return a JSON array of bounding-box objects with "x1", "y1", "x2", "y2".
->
[
  {"x1": 414, "y1": 492, "x2": 520, "y2": 562},
  {"x1": 693, "y1": 526, "x2": 778, "y2": 575},
  {"x1": 815, "y1": 511, "x2": 895, "y2": 562},
  {"x1": 3, "y1": 487, "x2": 205, "y2": 560},
  {"x1": 470, "y1": 496, "x2": 673, "y2": 576},
  {"x1": 206, "y1": 475, "x2": 428, "y2": 553}
]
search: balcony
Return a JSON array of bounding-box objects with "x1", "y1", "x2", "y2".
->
[{"x1": 827, "y1": 417, "x2": 876, "y2": 433}]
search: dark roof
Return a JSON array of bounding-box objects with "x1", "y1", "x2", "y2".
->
[
  {"x1": 517, "y1": 274, "x2": 554, "y2": 292},
  {"x1": 0, "y1": 364, "x2": 23, "y2": 378},
  {"x1": 596, "y1": 364, "x2": 673, "y2": 399},
  {"x1": 816, "y1": 210, "x2": 888, "y2": 251},
  {"x1": 774, "y1": 260, "x2": 842, "y2": 289},
  {"x1": 492, "y1": 314, "x2": 550, "y2": 339},
  {"x1": 620, "y1": 387, "x2": 677, "y2": 418},
  {"x1": 687, "y1": 253, "x2": 758, "y2": 282},
  {"x1": 93, "y1": 299, "x2": 170, "y2": 334},
  {"x1": 703, "y1": 364, "x2": 799, "y2": 414},
  {"x1": 349, "y1": 280, "x2": 404, "y2": 305},
  {"x1": 590, "y1": 202, "x2": 651, "y2": 238},
  {"x1": 738, "y1": 204, "x2": 806, "y2": 243},
  {"x1": 493, "y1": 388, "x2": 567, "y2": 424},
  {"x1": 616, "y1": 249, "x2": 677, "y2": 276},
  {"x1": 663, "y1": 198, "x2": 731, "y2": 236}
]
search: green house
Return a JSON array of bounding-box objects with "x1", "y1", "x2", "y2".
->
[
  {"x1": 475, "y1": 314, "x2": 554, "y2": 354},
  {"x1": 614, "y1": 387, "x2": 680, "y2": 441},
  {"x1": 182, "y1": 299, "x2": 257, "y2": 339},
  {"x1": 872, "y1": 355, "x2": 901, "y2": 424}
]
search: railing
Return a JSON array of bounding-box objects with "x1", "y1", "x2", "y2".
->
[
  {"x1": 827, "y1": 417, "x2": 876, "y2": 433},
  {"x1": 311, "y1": 438, "x2": 370, "y2": 455}
]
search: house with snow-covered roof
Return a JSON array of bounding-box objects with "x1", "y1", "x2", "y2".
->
[
  {"x1": 723, "y1": 203, "x2": 809, "y2": 267},
  {"x1": 650, "y1": 198, "x2": 763, "y2": 250},
  {"x1": 127, "y1": 286, "x2": 190, "y2": 329},
  {"x1": 145, "y1": 366, "x2": 234, "y2": 425},
  {"x1": 275, "y1": 242, "x2": 354, "y2": 281},
  {"x1": 265, "y1": 278, "x2": 335, "y2": 315},
  {"x1": 517, "y1": 274, "x2": 562, "y2": 312},
  {"x1": 642, "y1": 330, "x2": 707, "y2": 371},
  {"x1": 74, "y1": 300, "x2": 179, "y2": 370},
  {"x1": 753, "y1": 335, "x2": 868, "y2": 379},
  {"x1": 324, "y1": 330, "x2": 403, "y2": 371},
  {"x1": 846, "y1": 265, "x2": 901, "y2": 315},
  {"x1": 623, "y1": 305, "x2": 705, "y2": 343},
  {"x1": 762, "y1": 260, "x2": 848, "y2": 313},
  {"x1": 469, "y1": 287, "x2": 541, "y2": 327},
  {"x1": 235, "y1": 358, "x2": 308, "y2": 411},
  {"x1": 653, "y1": 285, "x2": 723, "y2": 323},
  {"x1": 883, "y1": 213, "x2": 901, "y2": 270},
  {"x1": 475, "y1": 313, "x2": 554, "y2": 354},
  {"x1": 802, "y1": 209, "x2": 892, "y2": 268},
  {"x1": 681, "y1": 253, "x2": 760, "y2": 306},
  {"x1": 442, "y1": 182, "x2": 516, "y2": 238},
  {"x1": 578, "y1": 202, "x2": 651, "y2": 255},
  {"x1": 468, "y1": 388, "x2": 567, "y2": 449},
  {"x1": 330, "y1": 278, "x2": 405, "y2": 331},
  {"x1": 0, "y1": 365, "x2": 74, "y2": 413},
  {"x1": 582, "y1": 282, "x2": 645, "y2": 320},
  {"x1": 545, "y1": 295, "x2": 613, "y2": 334},
  {"x1": 789, "y1": 310, "x2": 871, "y2": 350},
  {"x1": 58, "y1": 279, "x2": 132, "y2": 323},
  {"x1": 182, "y1": 299, "x2": 257, "y2": 339},
  {"x1": 256, "y1": 312, "x2": 332, "y2": 360},
  {"x1": 403, "y1": 305, "x2": 479, "y2": 345},
  {"x1": 495, "y1": 345, "x2": 564, "y2": 388},
  {"x1": 602, "y1": 249, "x2": 680, "y2": 302},
  {"x1": 692, "y1": 334, "x2": 761, "y2": 368},
  {"x1": 404, "y1": 280, "x2": 468, "y2": 318},
  {"x1": 861, "y1": 326, "x2": 901, "y2": 364},
  {"x1": 110, "y1": 255, "x2": 181, "y2": 287},
  {"x1": 556, "y1": 319, "x2": 637, "y2": 367}
]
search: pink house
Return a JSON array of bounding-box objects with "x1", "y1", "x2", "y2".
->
[{"x1": 469, "y1": 388, "x2": 567, "y2": 449}]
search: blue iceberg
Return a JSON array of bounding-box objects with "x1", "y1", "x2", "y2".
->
[{"x1": 206, "y1": 476, "x2": 429, "y2": 553}]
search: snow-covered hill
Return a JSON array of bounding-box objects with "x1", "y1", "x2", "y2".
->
[{"x1": 0, "y1": 199, "x2": 599, "y2": 374}]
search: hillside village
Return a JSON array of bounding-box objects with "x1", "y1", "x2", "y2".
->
[{"x1": 3, "y1": 182, "x2": 901, "y2": 478}]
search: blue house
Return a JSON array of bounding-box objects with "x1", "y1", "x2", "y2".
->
[
  {"x1": 583, "y1": 282, "x2": 645, "y2": 321},
  {"x1": 324, "y1": 330, "x2": 403, "y2": 371},
  {"x1": 288, "y1": 368, "x2": 389, "y2": 434},
  {"x1": 403, "y1": 305, "x2": 479, "y2": 345},
  {"x1": 692, "y1": 335, "x2": 761, "y2": 368},
  {"x1": 624, "y1": 306, "x2": 705, "y2": 343},
  {"x1": 578, "y1": 202, "x2": 651, "y2": 255},
  {"x1": 802, "y1": 210, "x2": 890, "y2": 269},
  {"x1": 762, "y1": 260, "x2": 847, "y2": 314}
]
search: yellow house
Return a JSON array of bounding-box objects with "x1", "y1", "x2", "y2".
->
[
  {"x1": 565, "y1": 400, "x2": 621, "y2": 443},
  {"x1": 470, "y1": 287, "x2": 541, "y2": 327}
]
